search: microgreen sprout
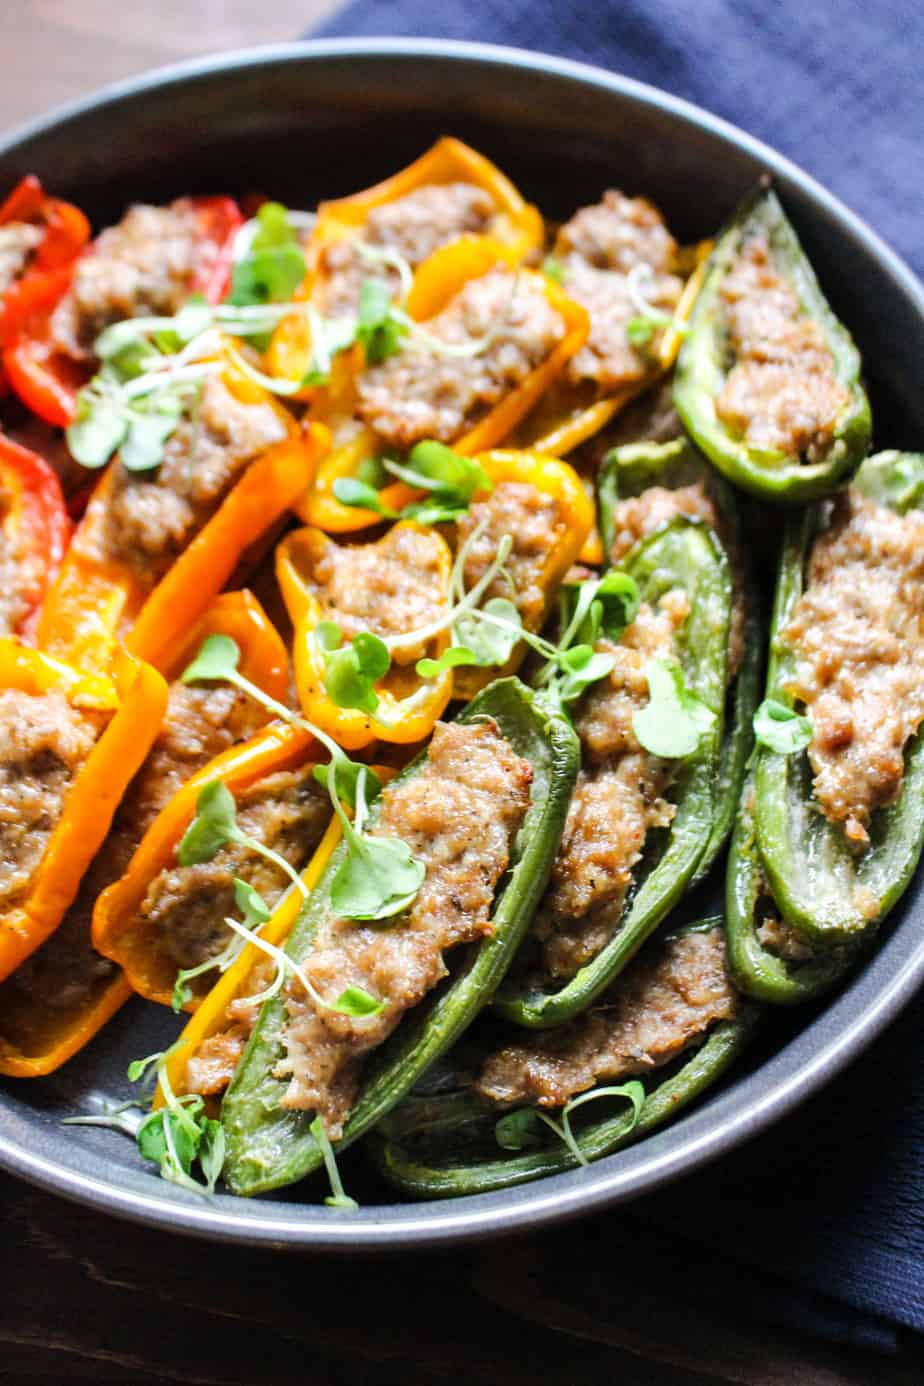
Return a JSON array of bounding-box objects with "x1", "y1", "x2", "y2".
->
[
  {"x1": 332, "y1": 438, "x2": 492, "y2": 525},
  {"x1": 494, "y1": 1081, "x2": 645, "y2": 1167},
  {"x1": 632, "y1": 658, "x2": 716, "y2": 758},
  {"x1": 625, "y1": 262, "x2": 688, "y2": 353},
  {"x1": 180, "y1": 635, "x2": 425, "y2": 926},
  {"x1": 227, "y1": 202, "x2": 309, "y2": 311},
  {"x1": 309, "y1": 1115, "x2": 359, "y2": 1210},
  {"x1": 753, "y1": 698, "x2": 813, "y2": 756},
  {"x1": 542, "y1": 255, "x2": 566, "y2": 285}
]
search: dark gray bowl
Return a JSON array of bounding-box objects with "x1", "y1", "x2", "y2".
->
[{"x1": 1, "y1": 39, "x2": 922, "y2": 1250}]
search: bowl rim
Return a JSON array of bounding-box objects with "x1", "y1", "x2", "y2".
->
[{"x1": 1, "y1": 36, "x2": 923, "y2": 1252}]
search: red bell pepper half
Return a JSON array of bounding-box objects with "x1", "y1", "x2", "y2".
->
[{"x1": 0, "y1": 430, "x2": 72, "y2": 640}]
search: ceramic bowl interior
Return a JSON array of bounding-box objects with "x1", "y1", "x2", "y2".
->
[{"x1": 1, "y1": 40, "x2": 923, "y2": 1250}]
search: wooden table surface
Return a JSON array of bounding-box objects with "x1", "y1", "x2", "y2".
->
[{"x1": 2, "y1": 6, "x2": 922, "y2": 1384}]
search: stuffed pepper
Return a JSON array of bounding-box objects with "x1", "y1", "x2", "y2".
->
[
  {"x1": 3, "y1": 194, "x2": 242, "y2": 426},
  {"x1": 0, "y1": 430, "x2": 71, "y2": 641},
  {"x1": 0, "y1": 592, "x2": 292, "y2": 1074},
  {"x1": 674, "y1": 185, "x2": 871, "y2": 502},
  {"x1": 0, "y1": 638, "x2": 167, "y2": 1081},
  {"x1": 215, "y1": 678, "x2": 578, "y2": 1195},
  {"x1": 496, "y1": 491, "x2": 734, "y2": 1028},
  {"x1": 373, "y1": 918, "x2": 759, "y2": 1196},
  {"x1": 37, "y1": 355, "x2": 324, "y2": 672},
  {"x1": 302, "y1": 235, "x2": 588, "y2": 532},
  {"x1": 516, "y1": 191, "x2": 706, "y2": 456},
  {"x1": 736, "y1": 452, "x2": 924, "y2": 997}
]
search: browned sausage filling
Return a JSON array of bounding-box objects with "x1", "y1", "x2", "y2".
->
[
  {"x1": 715, "y1": 234, "x2": 849, "y2": 461},
  {"x1": 268, "y1": 719, "x2": 532, "y2": 1137},
  {"x1": 356, "y1": 268, "x2": 565, "y2": 449},
  {"x1": 478, "y1": 926, "x2": 736, "y2": 1108},
  {"x1": 784, "y1": 487, "x2": 924, "y2": 845},
  {"x1": 50, "y1": 202, "x2": 215, "y2": 360},
  {"x1": 554, "y1": 190, "x2": 683, "y2": 392},
  {"x1": 457, "y1": 480, "x2": 567, "y2": 633},
  {"x1": 0, "y1": 221, "x2": 43, "y2": 298},
  {"x1": 317, "y1": 182, "x2": 495, "y2": 316},
  {"x1": 80, "y1": 376, "x2": 287, "y2": 590}
]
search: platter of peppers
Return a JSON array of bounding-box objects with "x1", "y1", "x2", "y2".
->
[{"x1": 0, "y1": 135, "x2": 921, "y2": 1229}]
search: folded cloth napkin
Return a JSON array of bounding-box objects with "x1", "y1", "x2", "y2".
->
[{"x1": 311, "y1": 0, "x2": 924, "y2": 1347}]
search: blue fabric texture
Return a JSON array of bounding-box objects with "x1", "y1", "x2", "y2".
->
[{"x1": 311, "y1": 0, "x2": 924, "y2": 1344}]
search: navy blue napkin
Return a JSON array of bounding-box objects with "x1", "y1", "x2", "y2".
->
[{"x1": 311, "y1": 1, "x2": 924, "y2": 1346}]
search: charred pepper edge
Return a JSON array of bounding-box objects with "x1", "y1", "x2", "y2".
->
[
  {"x1": 673, "y1": 185, "x2": 872, "y2": 503},
  {"x1": 754, "y1": 451, "x2": 924, "y2": 941},
  {"x1": 220, "y1": 676, "x2": 580, "y2": 1196},
  {"x1": 492, "y1": 518, "x2": 732, "y2": 1030},
  {"x1": 369, "y1": 920, "x2": 761, "y2": 1198},
  {"x1": 596, "y1": 436, "x2": 762, "y2": 880}
]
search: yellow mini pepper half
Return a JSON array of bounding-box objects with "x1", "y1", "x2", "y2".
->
[
  {"x1": 277, "y1": 521, "x2": 454, "y2": 751},
  {"x1": 300, "y1": 235, "x2": 589, "y2": 533},
  {"x1": 517, "y1": 248, "x2": 712, "y2": 459},
  {"x1": 451, "y1": 449, "x2": 594, "y2": 700}
]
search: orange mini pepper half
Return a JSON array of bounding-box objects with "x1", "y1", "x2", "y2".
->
[
  {"x1": 0, "y1": 640, "x2": 167, "y2": 984},
  {"x1": 276, "y1": 521, "x2": 454, "y2": 751},
  {"x1": 92, "y1": 721, "x2": 318, "y2": 1010},
  {"x1": 450, "y1": 449, "x2": 594, "y2": 700},
  {"x1": 300, "y1": 236, "x2": 589, "y2": 533},
  {"x1": 36, "y1": 358, "x2": 327, "y2": 673}
]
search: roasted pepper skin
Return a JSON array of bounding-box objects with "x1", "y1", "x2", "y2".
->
[
  {"x1": 0, "y1": 641, "x2": 167, "y2": 986},
  {"x1": 726, "y1": 777, "x2": 860, "y2": 1004},
  {"x1": 753, "y1": 452, "x2": 924, "y2": 945},
  {"x1": 597, "y1": 436, "x2": 761, "y2": 879},
  {"x1": 300, "y1": 237, "x2": 589, "y2": 533},
  {"x1": 674, "y1": 187, "x2": 871, "y2": 503},
  {"x1": 452, "y1": 449, "x2": 595, "y2": 700},
  {"x1": 0, "y1": 430, "x2": 71, "y2": 641},
  {"x1": 372, "y1": 918, "x2": 761, "y2": 1197},
  {"x1": 276, "y1": 521, "x2": 454, "y2": 750},
  {"x1": 2, "y1": 194, "x2": 243, "y2": 427},
  {"x1": 495, "y1": 517, "x2": 732, "y2": 1030},
  {"x1": 36, "y1": 367, "x2": 325, "y2": 672},
  {"x1": 221, "y1": 677, "x2": 580, "y2": 1196}
]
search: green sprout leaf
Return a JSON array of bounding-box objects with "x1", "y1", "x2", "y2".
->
[
  {"x1": 197, "y1": 1118, "x2": 226, "y2": 1195},
  {"x1": 228, "y1": 202, "x2": 307, "y2": 309},
  {"x1": 753, "y1": 698, "x2": 813, "y2": 755},
  {"x1": 177, "y1": 779, "x2": 237, "y2": 866},
  {"x1": 66, "y1": 392, "x2": 128, "y2": 469},
  {"x1": 330, "y1": 832, "x2": 425, "y2": 922},
  {"x1": 127, "y1": 1051, "x2": 166, "y2": 1084},
  {"x1": 332, "y1": 477, "x2": 398, "y2": 517},
  {"x1": 332, "y1": 985, "x2": 387, "y2": 1018},
  {"x1": 415, "y1": 646, "x2": 481, "y2": 679},
  {"x1": 495, "y1": 1107, "x2": 546, "y2": 1151},
  {"x1": 632, "y1": 658, "x2": 716, "y2": 758},
  {"x1": 312, "y1": 758, "x2": 382, "y2": 811},
  {"x1": 322, "y1": 631, "x2": 391, "y2": 714},
  {"x1": 555, "y1": 644, "x2": 617, "y2": 706},
  {"x1": 385, "y1": 440, "x2": 491, "y2": 507},
  {"x1": 455, "y1": 597, "x2": 523, "y2": 667},
  {"x1": 119, "y1": 406, "x2": 182, "y2": 472},
  {"x1": 593, "y1": 570, "x2": 641, "y2": 642},
  {"x1": 542, "y1": 256, "x2": 566, "y2": 285},
  {"x1": 233, "y1": 877, "x2": 271, "y2": 929},
  {"x1": 181, "y1": 633, "x2": 242, "y2": 684},
  {"x1": 356, "y1": 277, "x2": 407, "y2": 364}
]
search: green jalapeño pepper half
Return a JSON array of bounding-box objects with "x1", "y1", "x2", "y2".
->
[
  {"x1": 370, "y1": 918, "x2": 761, "y2": 1198},
  {"x1": 673, "y1": 186, "x2": 871, "y2": 503},
  {"x1": 495, "y1": 515, "x2": 732, "y2": 1030},
  {"x1": 221, "y1": 677, "x2": 579, "y2": 1196},
  {"x1": 753, "y1": 452, "x2": 924, "y2": 946},
  {"x1": 726, "y1": 775, "x2": 862, "y2": 1004},
  {"x1": 598, "y1": 436, "x2": 762, "y2": 880}
]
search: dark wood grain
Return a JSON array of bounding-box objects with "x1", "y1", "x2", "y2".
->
[{"x1": 2, "y1": 7, "x2": 923, "y2": 1384}]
